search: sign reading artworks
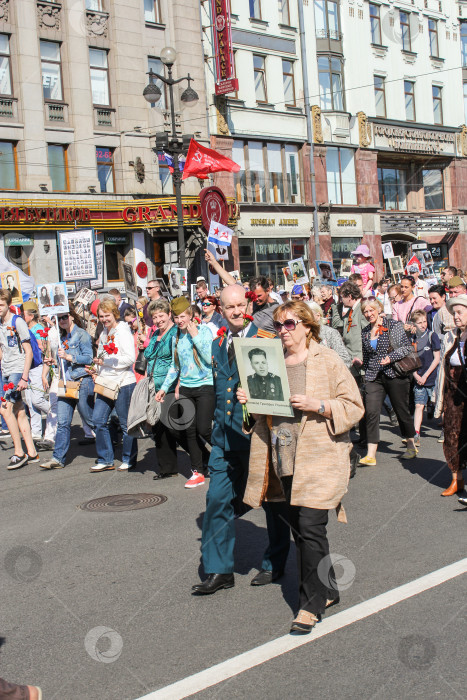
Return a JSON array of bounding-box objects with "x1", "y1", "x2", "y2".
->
[{"x1": 211, "y1": 0, "x2": 238, "y2": 96}]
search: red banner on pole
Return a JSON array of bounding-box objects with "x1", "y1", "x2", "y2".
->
[{"x1": 211, "y1": 0, "x2": 239, "y2": 96}]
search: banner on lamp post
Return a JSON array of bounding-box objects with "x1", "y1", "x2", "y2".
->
[{"x1": 211, "y1": 0, "x2": 238, "y2": 96}]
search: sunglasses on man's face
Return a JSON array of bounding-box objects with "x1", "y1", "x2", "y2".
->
[{"x1": 273, "y1": 319, "x2": 303, "y2": 332}]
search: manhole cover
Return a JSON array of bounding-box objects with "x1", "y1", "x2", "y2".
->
[{"x1": 79, "y1": 493, "x2": 167, "y2": 512}]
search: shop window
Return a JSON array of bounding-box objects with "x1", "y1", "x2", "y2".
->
[
  {"x1": 378, "y1": 167, "x2": 407, "y2": 210},
  {"x1": 267, "y1": 143, "x2": 284, "y2": 203},
  {"x1": 238, "y1": 237, "x2": 308, "y2": 287},
  {"x1": 428, "y1": 19, "x2": 439, "y2": 57},
  {"x1": 253, "y1": 55, "x2": 267, "y2": 103},
  {"x1": 96, "y1": 146, "x2": 115, "y2": 193},
  {"x1": 286, "y1": 144, "x2": 301, "y2": 204},
  {"x1": 249, "y1": 0, "x2": 261, "y2": 20},
  {"x1": 326, "y1": 147, "x2": 356, "y2": 205},
  {"x1": 0, "y1": 34, "x2": 12, "y2": 96},
  {"x1": 89, "y1": 48, "x2": 110, "y2": 106},
  {"x1": 144, "y1": 0, "x2": 161, "y2": 23},
  {"x1": 48, "y1": 144, "x2": 69, "y2": 192},
  {"x1": 318, "y1": 56, "x2": 344, "y2": 111},
  {"x1": 278, "y1": 0, "x2": 290, "y2": 25},
  {"x1": 282, "y1": 59, "x2": 295, "y2": 106},
  {"x1": 374, "y1": 75, "x2": 386, "y2": 118},
  {"x1": 369, "y1": 3, "x2": 381, "y2": 45},
  {"x1": 400, "y1": 12, "x2": 411, "y2": 51},
  {"x1": 404, "y1": 80, "x2": 415, "y2": 121},
  {"x1": 40, "y1": 40, "x2": 62, "y2": 101},
  {"x1": 105, "y1": 244, "x2": 126, "y2": 281},
  {"x1": 157, "y1": 152, "x2": 174, "y2": 194},
  {"x1": 147, "y1": 57, "x2": 166, "y2": 109},
  {"x1": 248, "y1": 140, "x2": 266, "y2": 203},
  {"x1": 232, "y1": 140, "x2": 247, "y2": 202},
  {"x1": 423, "y1": 169, "x2": 444, "y2": 210},
  {"x1": 5, "y1": 243, "x2": 32, "y2": 275},
  {"x1": 291, "y1": 238, "x2": 308, "y2": 260},
  {"x1": 461, "y1": 22, "x2": 467, "y2": 66},
  {"x1": 432, "y1": 85, "x2": 443, "y2": 125},
  {"x1": 331, "y1": 237, "x2": 361, "y2": 277},
  {"x1": 0, "y1": 141, "x2": 18, "y2": 189},
  {"x1": 314, "y1": 0, "x2": 339, "y2": 39}
]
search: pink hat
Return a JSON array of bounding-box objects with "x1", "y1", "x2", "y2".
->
[{"x1": 351, "y1": 244, "x2": 371, "y2": 258}]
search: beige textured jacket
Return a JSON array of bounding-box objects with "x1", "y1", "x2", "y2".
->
[{"x1": 243, "y1": 340, "x2": 364, "y2": 522}]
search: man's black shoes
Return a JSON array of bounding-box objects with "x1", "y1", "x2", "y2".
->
[
  {"x1": 192, "y1": 573, "x2": 234, "y2": 595},
  {"x1": 250, "y1": 569, "x2": 284, "y2": 586}
]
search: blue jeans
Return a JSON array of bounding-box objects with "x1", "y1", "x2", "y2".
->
[
  {"x1": 93, "y1": 382, "x2": 137, "y2": 465},
  {"x1": 53, "y1": 375, "x2": 95, "y2": 465},
  {"x1": 0, "y1": 370, "x2": 8, "y2": 429}
]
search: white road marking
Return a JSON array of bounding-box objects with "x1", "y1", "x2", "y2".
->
[{"x1": 135, "y1": 558, "x2": 467, "y2": 700}]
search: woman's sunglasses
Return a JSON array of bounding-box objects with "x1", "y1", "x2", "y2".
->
[
  {"x1": 272, "y1": 319, "x2": 303, "y2": 332},
  {"x1": 202, "y1": 302, "x2": 212, "y2": 307},
  {"x1": 57, "y1": 314, "x2": 69, "y2": 321}
]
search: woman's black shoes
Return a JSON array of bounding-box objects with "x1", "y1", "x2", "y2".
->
[{"x1": 153, "y1": 472, "x2": 178, "y2": 480}]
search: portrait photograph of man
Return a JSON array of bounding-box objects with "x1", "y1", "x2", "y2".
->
[
  {"x1": 1, "y1": 270, "x2": 22, "y2": 304},
  {"x1": 287, "y1": 257, "x2": 308, "y2": 285},
  {"x1": 234, "y1": 337, "x2": 293, "y2": 417}
]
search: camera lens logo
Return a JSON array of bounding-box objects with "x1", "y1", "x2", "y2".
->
[
  {"x1": 317, "y1": 553, "x2": 356, "y2": 592},
  {"x1": 4, "y1": 546, "x2": 42, "y2": 582},
  {"x1": 160, "y1": 393, "x2": 196, "y2": 431},
  {"x1": 85, "y1": 627, "x2": 123, "y2": 664}
]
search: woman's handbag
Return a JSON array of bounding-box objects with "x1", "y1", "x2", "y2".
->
[
  {"x1": 388, "y1": 324, "x2": 422, "y2": 378},
  {"x1": 57, "y1": 380, "x2": 81, "y2": 399},
  {"x1": 93, "y1": 376, "x2": 121, "y2": 400},
  {"x1": 134, "y1": 349, "x2": 148, "y2": 375}
]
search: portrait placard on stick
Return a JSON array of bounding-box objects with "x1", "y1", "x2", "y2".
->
[
  {"x1": 0, "y1": 269, "x2": 23, "y2": 304},
  {"x1": 122, "y1": 263, "x2": 138, "y2": 300},
  {"x1": 36, "y1": 282, "x2": 69, "y2": 317},
  {"x1": 57, "y1": 229, "x2": 97, "y2": 282}
]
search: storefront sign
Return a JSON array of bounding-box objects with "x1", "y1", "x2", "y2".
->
[
  {"x1": 199, "y1": 186, "x2": 230, "y2": 231},
  {"x1": 330, "y1": 214, "x2": 362, "y2": 235},
  {"x1": 337, "y1": 219, "x2": 357, "y2": 227},
  {"x1": 0, "y1": 196, "x2": 238, "y2": 231},
  {"x1": 211, "y1": 0, "x2": 238, "y2": 96},
  {"x1": 4, "y1": 233, "x2": 33, "y2": 246},
  {"x1": 251, "y1": 219, "x2": 275, "y2": 226},
  {"x1": 373, "y1": 124, "x2": 457, "y2": 156},
  {"x1": 105, "y1": 234, "x2": 129, "y2": 245}
]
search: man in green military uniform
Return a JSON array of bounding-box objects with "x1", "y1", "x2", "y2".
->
[{"x1": 247, "y1": 348, "x2": 284, "y2": 401}]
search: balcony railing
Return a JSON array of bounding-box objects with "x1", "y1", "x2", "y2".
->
[
  {"x1": 315, "y1": 29, "x2": 343, "y2": 40},
  {"x1": 95, "y1": 107, "x2": 114, "y2": 127},
  {"x1": 380, "y1": 213, "x2": 459, "y2": 234},
  {"x1": 45, "y1": 102, "x2": 68, "y2": 122},
  {"x1": 0, "y1": 97, "x2": 16, "y2": 119}
]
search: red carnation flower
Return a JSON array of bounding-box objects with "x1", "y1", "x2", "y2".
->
[
  {"x1": 3, "y1": 384, "x2": 8, "y2": 391},
  {"x1": 243, "y1": 314, "x2": 254, "y2": 322},
  {"x1": 245, "y1": 291, "x2": 258, "y2": 302},
  {"x1": 1, "y1": 397, "x2": 6, "y2": 403},
  {"x1": 217, "y1": 326, "x2": 227, "y2": 337},
  {"x1": 8, "y1": 382, "x2": 14, "y2": 390}
]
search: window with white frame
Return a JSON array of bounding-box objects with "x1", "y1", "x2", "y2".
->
[
  {"x1": 0, "y1": 34, "x2": 12, "y2": 96},
  {"x1": 40, "y1": 41, "x2": 62, "y2": 101},
  {"x1": 144, "y1": 0, "x2": 161, "y2": 23},
  {"x1": 253, "y1": 55, "x2": 267, "y2": 102},
  {"x1": 318, "y1": 56, "x2": 344, "y2": 110},
  {"x1": 89, "y1": 48, "x2": 110, "y2": 105},
  {"x1": 232, "y1": 140, "x2": 302, "y2": 204},
  {"x1": 147, "y1": 57, "x2": 166, "y2": 109},
  {"x1": 326, "y1": 147, "x2": 357, "y2": 205},
  {"x1": 314, "y1": 0, "x2": 339, "y2": 39}
]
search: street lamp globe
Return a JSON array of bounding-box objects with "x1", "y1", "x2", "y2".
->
[
  {"x1": 181, "y1": 73, "x2": 199, "y2": 108},
  {"x1": 143, "y1": 81, "x2": 162, "y2": 103},
  {"x1": 160, "y1": 46, "x2": 177, "y2": 66}
]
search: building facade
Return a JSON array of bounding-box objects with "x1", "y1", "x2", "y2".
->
[
  {"x1": 204, "y1": 0, "x2": 467, "y2": 285},
  {"x1": 0, "y1": 0, "x2": 213, "y2": 291}
]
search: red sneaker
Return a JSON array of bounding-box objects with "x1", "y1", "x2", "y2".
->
[{"x1": 184, "y1": 471, "x2": 206, "y2": 489}]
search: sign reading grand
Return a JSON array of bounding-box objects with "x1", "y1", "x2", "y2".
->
[
  {"x1": 211, "y1": 0, "x2": 238, "y2": 96},
  {"x1": 373, "y1": 124, "x2": 457, "y2": 156},
  {"x1": 0, "y1": 197, "x2": 239, "y2": 230}
]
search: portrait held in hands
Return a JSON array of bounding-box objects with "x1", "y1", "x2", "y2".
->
[{"x1": 233, "y1": 337, "x2": 293, "y2": 417}]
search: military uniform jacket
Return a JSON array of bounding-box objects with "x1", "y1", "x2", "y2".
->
[
  {"x1": 247, "y1": 372, "x2": 284, "y2": 401},
  {"x1": 211, "y1": 323, "x2": 258, "y2": 453}
]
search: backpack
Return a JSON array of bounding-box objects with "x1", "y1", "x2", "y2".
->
[{"x1": 11, "y1": 315, "x2": 43, "y2": 369}]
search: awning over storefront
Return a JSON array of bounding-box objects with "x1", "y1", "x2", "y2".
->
[{"x1": 0, "y1": 196, "x2": 239, "y2": 231}]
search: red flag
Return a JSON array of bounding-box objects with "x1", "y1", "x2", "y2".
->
[{"x1": 182, "y1": 139, "x2": 240, "y2": 180}]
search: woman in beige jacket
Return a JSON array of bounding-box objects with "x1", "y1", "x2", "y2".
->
[{"x1": 238, "y1": 301, "x2": 364, "y2": 634}]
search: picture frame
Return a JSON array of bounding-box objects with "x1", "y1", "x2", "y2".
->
[
  {"x1": 122, "y1": 262, "x2": 138, "y2": 301},
  {"x1": 316, "y1": 260, "x2": 337, "y2": 285},
  {"x1": 1, "y1": 269, "x2": 23, "y2": 304},
  {"x1": 233, "y1": 337, "x2": 294, "y2": 418},
  {"x1": 382, "y1": 242, "x2": 394, "y2": 260},
  {"x1": 339, "y1": 258, "x2": 352, "y2": 277},
  {"x1": 36, "y1": 282, "x2": 69, "y2": 317},
  {"x1": 388, "y1": 256, "x2": 404, "y2": 275},
  {"x1": 57, "y1": 229, "x2": 97, "y2": 282},
  {"x1": 90, "y1": 242, "x2": 104, "y2": 290},
  {"x1": 169, "y1": 268, "x2": 188, "y2": 295},
  {"x1": 156, "y1": 277, "x2": 171, "y2": 299},
  {"x1": 287, "y1": 257, "x2": 309, "y2": 285}
]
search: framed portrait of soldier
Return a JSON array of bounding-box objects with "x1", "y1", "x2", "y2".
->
[
  {"x1": 388, "y1": 256, "x2": 404, "y2": 276},
  {"x1": 233, "y1": 337, "x2": 293, "y2": 418},
  {"x1": 122, "y1": 262, "x2": 138, "y2": 300},
  {"x1": 287, "y1": 257, "x2": 309, "y2": 285},
  {"x1": 1, "y1": 269, "x2": 23, "y2": 304}
]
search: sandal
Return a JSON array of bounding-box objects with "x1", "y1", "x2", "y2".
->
[{"x1": 290, "y1": 610, "x2": 319, "y2": 634}]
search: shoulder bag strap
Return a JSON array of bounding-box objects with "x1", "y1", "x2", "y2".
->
[{"x1": 456, "y1": 331, "x2": 467, "y2": 382}]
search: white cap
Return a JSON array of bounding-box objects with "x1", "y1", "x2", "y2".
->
[{"x1": 196, "y1": 276, "x2": 206, "y2": 282}]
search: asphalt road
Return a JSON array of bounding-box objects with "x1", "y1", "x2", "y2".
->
[{"x1": 0, "y1": 414, "x2": 466, "y2": 700}]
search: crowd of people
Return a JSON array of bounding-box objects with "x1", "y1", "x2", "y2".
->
[{"x1": 1, "y1": 249, "x2": 466, "y2": 639}]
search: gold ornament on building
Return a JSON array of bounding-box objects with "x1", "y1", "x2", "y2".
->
[
  {"x1": 457, "y1": 125, "x2": 467, "y2": 157},
  {"x1": 311, "y1": 105, "x2": 323, "y2": 144},
  {"x1": 357, "y1": 111, "x2": 372, "y2": 148},
  {"x1": 216, "y1": 96, "x2": 230, "y2": 136}
]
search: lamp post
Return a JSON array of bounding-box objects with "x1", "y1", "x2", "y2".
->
[{"x1": 143, "y1": 46, "x2": 199, "y2": 269}]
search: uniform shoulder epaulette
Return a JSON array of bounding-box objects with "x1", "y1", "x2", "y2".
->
[{"x1": 257, "y1": 328, "x2": 276, "y2": 339}]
